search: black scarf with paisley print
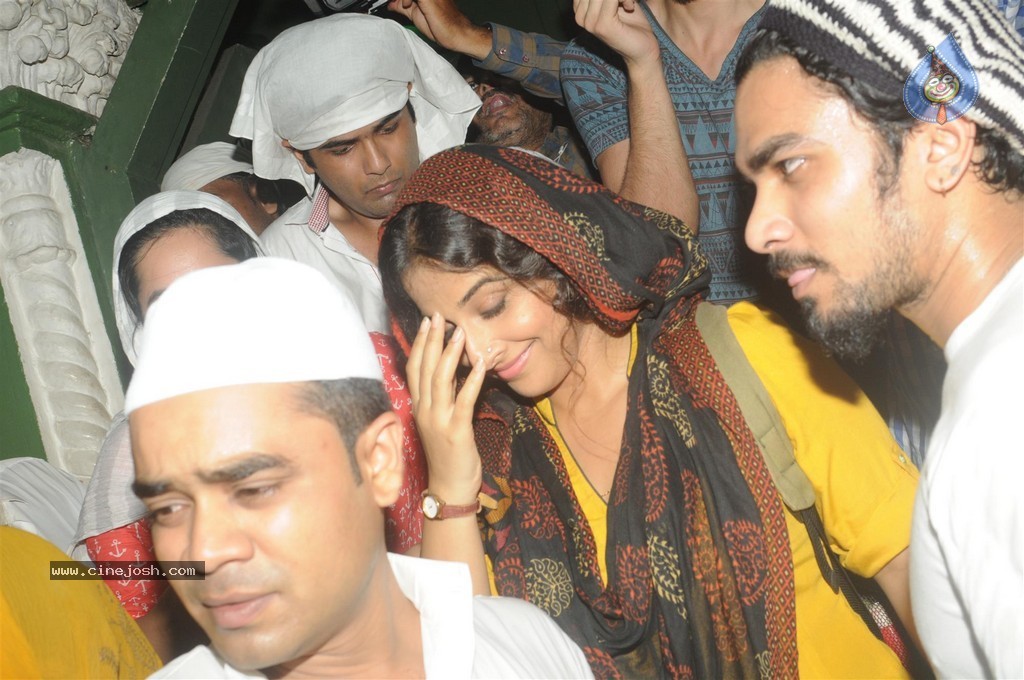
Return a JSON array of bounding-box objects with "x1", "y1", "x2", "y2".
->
[{"x1": 386, "y1": 145, "x2": 798, "y2": 679}]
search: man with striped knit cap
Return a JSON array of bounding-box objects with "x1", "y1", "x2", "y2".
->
[{"x1": 733, "y1": 1, "x2": 1023, "y2": 677}]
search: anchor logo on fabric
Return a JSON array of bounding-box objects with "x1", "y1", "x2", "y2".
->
[
  {"x1": 108, "y1": 539, "x2": 127, "y2": 558},
  {"x1": 903, "y1": 33, "x2": 979, "y2": 125}
]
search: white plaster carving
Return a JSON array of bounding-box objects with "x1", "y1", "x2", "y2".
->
[
  {"x1": 0, "y1": 0, "x2": 140, "y2": 117},
  {"x1": 0, "y1": 148, "x2": 124, "y2": 479}
]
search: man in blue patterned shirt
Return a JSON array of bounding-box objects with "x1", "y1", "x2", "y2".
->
[
  {"x1": 561, "y1": 0, "x2": 766, "y2": 305},
  {"x1": 389, "y1": 0, "x2": 766, "y2": 302}
]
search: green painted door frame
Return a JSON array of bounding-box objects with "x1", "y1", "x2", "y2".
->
[{"x1": 0, "y1": 0, "x2": 238, "y2": 461}]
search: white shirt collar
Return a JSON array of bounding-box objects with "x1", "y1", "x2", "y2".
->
[{"x1": 387, "y1": 553, "x2": 476, "y2": 678}]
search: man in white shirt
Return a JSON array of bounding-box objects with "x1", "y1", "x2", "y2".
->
[
  {"x1": 230, "y1": 14, "x2": 479, "y2": 333},
  {"x1": 124, "y1": 258, "x2": 592, "y2": 678},
  {"x1": 734, "y1": 0, "x2": 1024, "y2": 676}
]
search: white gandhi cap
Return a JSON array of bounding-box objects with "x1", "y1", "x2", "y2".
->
[{"x1": 125, "y1": 257, "x2": 382, "y2": 414}]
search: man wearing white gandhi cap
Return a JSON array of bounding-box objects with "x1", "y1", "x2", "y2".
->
[
  {"x1": 230, "y1": 14, "x2": 480, "y2": 335},
  {"x1": 130, "y1": 258, "x2": 592, "y2": 679}
]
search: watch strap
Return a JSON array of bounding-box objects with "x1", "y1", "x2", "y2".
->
[{"x1": 421, "y1": 490, "x2": 481, "y2": 520}]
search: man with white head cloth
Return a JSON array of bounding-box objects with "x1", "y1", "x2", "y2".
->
[
  {"x1": 127, "y1": 258, "x2": 592, "y2": 679},
  {"x1": 160, "y1": 142, "x2": 284, "y2": 236},
  {"x1": 230, "y1": 14, "x2": 480, "y2": 333}
]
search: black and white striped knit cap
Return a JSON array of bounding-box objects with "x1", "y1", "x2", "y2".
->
[{"x1": 758, "y1": 0, "x2": 1024, "y2": 155}]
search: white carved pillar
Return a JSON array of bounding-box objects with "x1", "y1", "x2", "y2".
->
[
  {"x1": 0, "y1": 0, "x2": 140, "y2": 117},
  {"x1": 0, "y1": 149, "x2": 125, "y2": 478},
  {"x1": 0, "y1": 1, "x2": 139, "y2": 477}
]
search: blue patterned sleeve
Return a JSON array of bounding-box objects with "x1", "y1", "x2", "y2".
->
[
  {"x1": 560, "y1": 38, "x2": 631, "y2": 160},
  {"x1": 474, "y1": 23, "x2": 567, "y2": 102}
]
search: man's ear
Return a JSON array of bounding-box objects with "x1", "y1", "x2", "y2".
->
[
  {"x1": 914, "y1": 115, "x2": 976, "y2": 195},
  {"x1": 283, "y1": 140, "x2": 316, "y2": 175},
  {"x1": 353, "y1": 410, "x2": 404, "y2": 509},
  {"x1": 245, "y1": 181, "x2": 280, "y2": 218}
]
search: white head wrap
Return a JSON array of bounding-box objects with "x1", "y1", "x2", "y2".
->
[
  {"x1": 113, "y1": 190, "x2": 265, "y2": 365},
  {"x1": 124, "y1": 258, "x2": 382, "y2": 414},
  {"x1": 229, "y1": 14, "x2": 481, "y2": 195},
  {"x1": 160, "y1": 142, "x2": 255, "y2": 192}
]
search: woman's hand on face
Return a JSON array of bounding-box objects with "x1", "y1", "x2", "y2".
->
[{"x1": 406, "y1": 313, "x2": 487, "y2": 499}]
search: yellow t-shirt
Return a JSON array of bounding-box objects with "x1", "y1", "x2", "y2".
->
[
  {"x1": 530, "y1": 302, "x2": 918, "y2": 679},
  {"x1": 0, "y1": 527, "x2": 162, "y2": 678}
]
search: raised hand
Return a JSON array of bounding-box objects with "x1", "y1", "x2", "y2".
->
[
  {"x1": 387, "y1": 0, "x2": 491, "y2": 60},
  {"x1": 573, "y1": 0, "x2": 659, "y2": 67},
  {"x1": 405, "y1": 313, "x2": 487, "y2": 501}
]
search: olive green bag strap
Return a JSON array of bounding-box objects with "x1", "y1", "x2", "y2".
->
[
  {"x1": 694, "y1": 304, "x2": 883, "y2": 635},
  {"x1": 695, "y1": 303, "x2": 816, "y2": 511}
]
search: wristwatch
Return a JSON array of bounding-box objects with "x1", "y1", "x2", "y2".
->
[{"x1": 421, "y1": 490, "x2": 481, "y2": 520}]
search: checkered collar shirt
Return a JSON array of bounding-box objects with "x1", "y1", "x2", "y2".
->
[{"x1": 307, "y1": 183, "x2": 332, "y2": 235}]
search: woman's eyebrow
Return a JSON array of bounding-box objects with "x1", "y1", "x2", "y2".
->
[
  {"x1": 145, "y1": 288, "x2": 166, "y2": 312},
  {"x1": 458, "y1": 276, "x2": 506, "y2": 307}
]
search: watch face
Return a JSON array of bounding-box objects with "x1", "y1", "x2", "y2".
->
[{"x1": 422, "y1": 495, "x2": 440, "y2": 519}]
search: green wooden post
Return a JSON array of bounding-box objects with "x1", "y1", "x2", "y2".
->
[
  {"x1": 0, "y1": 294, "x2": 46, "y2": 459},
  {"x1": 76, "y1": 0, "x2": 240, "y2": 378}
]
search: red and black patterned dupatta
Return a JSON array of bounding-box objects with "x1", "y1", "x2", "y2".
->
[{"x1": 387, "y1": 146, "x2": 798, "y2": 678}]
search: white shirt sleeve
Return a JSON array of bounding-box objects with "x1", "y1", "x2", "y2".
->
[{"x1": 470, "y1": 596, "x2": 594, "y2": 679}]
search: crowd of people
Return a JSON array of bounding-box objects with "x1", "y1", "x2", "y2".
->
[{"x1": 3, "y1": 0, "x2": 1021, "y2": 677}]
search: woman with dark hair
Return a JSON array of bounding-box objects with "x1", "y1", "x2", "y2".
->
[
  {"x1": 379, "y1": 145, "x2": 920, "y2": 678},
  {"x1": 115, "y1": 200, "x2": 264, "y2": 349}
]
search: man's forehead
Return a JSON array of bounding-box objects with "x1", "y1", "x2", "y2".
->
[
  {"x1": 131, "y1": 382, "x2": 303, "y2": 434},
  {"x1": 463, "y1": 70, "x2": 514, "y2": 89},
  {"x1": 738, "y1": 57, "x2": 815, "y2": 119},
  {"x1": 740, "y1": 55, "x2": 854, "y2": 113},
  {"x1": 130, "y1": 383, "x2": 323, "y2": 474},
  {"x1": 736, "y1": 59, "x2": 846, "y2": 161},
  {"x1": 318, "y1": 103, "x2": 412, "y2": 147}
]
